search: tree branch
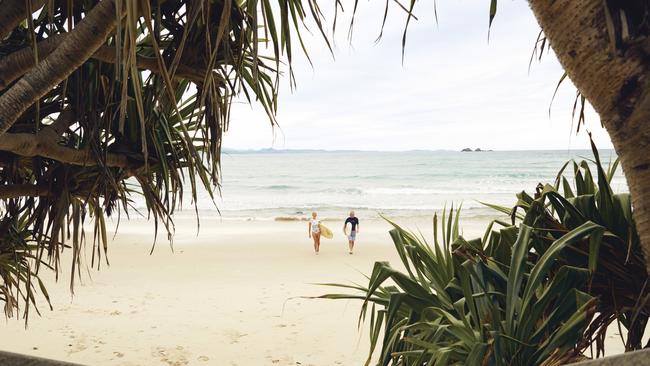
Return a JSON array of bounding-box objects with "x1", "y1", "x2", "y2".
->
[
  {"x1": 0, "y1": 184, "x2": 49, "y2": 199},
  {"x1": 92, "y1": 45, "x2": 208, "y2": 84},
  {"x1": 46, "y1": 109, "x2": 76, "y2": 136},
  {"x1": 0, "y1": 0, "x2": 47, "y2": 40},
  {"x1": 0, "y1": 34, "x2": 208, "y2": 90},
  {"x1": 35, "y1": 109, "x2": 76, "y2": 141},
  {"x1": 0, "y1": 35, "x2": 61, "y2": 90},
  {"x1": 0, "y1": 132, "x2": 131, "y2": 169},
  {"x1": 0, "y1": 0, "x2": 119, "y2": 137}
]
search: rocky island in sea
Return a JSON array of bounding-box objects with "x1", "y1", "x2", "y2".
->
[{"x1": 461, "y1": 148, "x2": 492, "y2": 152}]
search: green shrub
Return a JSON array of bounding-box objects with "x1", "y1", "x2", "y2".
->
[{"x1": 324, "y1": 143, "x2": 649, "y2": 365}]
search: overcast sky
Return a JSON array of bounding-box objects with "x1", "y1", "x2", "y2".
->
[{"x1": 223, "y1": 0, "x2": 612, "y2": 151}]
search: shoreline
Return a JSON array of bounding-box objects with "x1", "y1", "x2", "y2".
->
[
  {"x1": 122, "y1": 205, "x2": 516, "y2": 220},
  {"x1": 109, "y1": 211, "x2": 504, "y2": 236}
]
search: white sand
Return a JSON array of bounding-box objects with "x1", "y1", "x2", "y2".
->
[
  {"x1": 0, "y1": 218, "x2": 413, "y2": 365},
  {"x1": 0, "y1": 216, "x2": 627, "y2": 365}
]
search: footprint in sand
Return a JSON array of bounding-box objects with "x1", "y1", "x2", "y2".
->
[
  {"x1": 267, "y1": 354, "x2": 294, "y2": 364},
  {"x1": 67, "y1": 334, "x2": 108, "y2": 355},
  {"x1": 67, "y1": 336, "x2": 88, "y2": 354},
  {"x1": 197, "y1": 355, "x2": 210, "y2": 362},
  {"x1": 224, "y1": 329, "x2": 248, "y2": 344},
  {"x1": 152, "y1": 346, "x2": 190, "y2": 366}
]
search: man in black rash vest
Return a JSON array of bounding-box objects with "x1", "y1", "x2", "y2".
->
[{"x1": 343, "y1": 211, "x2": 360, "y2": 254}]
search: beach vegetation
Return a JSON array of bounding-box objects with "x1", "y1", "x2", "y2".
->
[{"x1": 324, "y1": 143, "x2": 649, "y2": 364}]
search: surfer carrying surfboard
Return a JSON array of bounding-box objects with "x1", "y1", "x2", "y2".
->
[
  {"x1": 308, "y1": 212, "x2": 321, "y2": 254},
  {"x1": 343, "y1": 211, "x2": 360, "y2": 255}
]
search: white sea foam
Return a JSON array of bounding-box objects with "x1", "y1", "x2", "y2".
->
[{"x1": 130, "y1": 149, "x2": 627, "y2": 221}]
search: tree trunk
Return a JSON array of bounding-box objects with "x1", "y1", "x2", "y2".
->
[
  {"x1": 0, "y1": 0, "x2": 47, "y2": 40},
  {"x1": 0, "y1": 34, "x2": 208, "y2": 89},
  {"x1": 0, "y1": 0, "x2": 118, "y2": 136},
  {"x1": 527, "y1": 0, "x2": 650, "y2": 270},
  {"x1": 0, "y1": 131, "x2": 130, "y2": 168},
  {"x1": 0, "y1": 184, "x2": 49, "y2": 199}
]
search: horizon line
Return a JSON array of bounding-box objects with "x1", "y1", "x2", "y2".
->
[{"x1": 222, "y1": 147, "x2": 615, "y2": 153}]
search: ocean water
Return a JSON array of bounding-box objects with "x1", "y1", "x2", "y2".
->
[{"x1": 170, "y1": 150, "x2": 627, "y2": 221}]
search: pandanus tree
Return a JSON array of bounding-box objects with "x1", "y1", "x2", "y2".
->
[
  {"x1": 0, "y1": 0, "x2": 334, "y2": 320},
  {"x1": 526, "y1": 0, "x2": 650, "y2": 271}
]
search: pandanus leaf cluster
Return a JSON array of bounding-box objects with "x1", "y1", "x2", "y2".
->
[
  {"x1": 0, "y1": 0, "x2": 336, "y2": 323},
  {"x1": 0, "y1": 0, "x2": 423, "y2": 325},
  {"x1": 324, "y1": 144, "x2": 648, "y2": 365}
]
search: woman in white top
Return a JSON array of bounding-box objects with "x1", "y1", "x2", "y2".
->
[{"x1": 308, "y1": 211, "x2": 321, "y2": 254}]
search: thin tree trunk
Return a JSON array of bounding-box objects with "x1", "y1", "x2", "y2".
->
[
  {"x1": 0, "y1": 108, "x2": 131, "y2": 168},
  {"x1": 528, "y1": 0, "x2": 650, "y2": 269},
  {"x1": 0, "y1": 0, "x2": 118, "y2": 136},
  {"x1": 0, "y1": 35, "x2": 62, "y2": 89},
  {"x1": 0, "y1": 34, "x2": 208, "y2": 89},
  {"x1": 0, "y1": 0, "x2": 47, "y2": 40},
  {"x1": 0, "y1": 184, "x2": 49, "y2": 199},
  {"x1": 0, "y1": 132, "x2": 131, "y2": 168}
]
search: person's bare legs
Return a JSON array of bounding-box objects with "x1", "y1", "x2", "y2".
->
[
  {"x1": 317, "y1": 233, "x2": 321, "y2": 253},
  {"x1": 313, "y1": 232, "x2": 321, "y2": 254},
  {"x1": 348, "y1": 239, "x2": 354, "y2": 254}
]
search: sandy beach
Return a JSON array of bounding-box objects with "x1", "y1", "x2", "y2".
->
[
  {"x1": 0, "y1": 216, "x2": 628, "y2": 365},
  {"x1": 0, "y1": 217, "x2": 436, "y2": 365}
]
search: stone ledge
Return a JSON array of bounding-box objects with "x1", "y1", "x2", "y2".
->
[
  {"x1": 571, "y1": 349, "x2": 650, "y2": 365},
  {"x1": 0, "y1": 350, "x2": 82, "y2": 366},
  {"x1": 2, "y1": 348, "x2": 647, "y2": 365}
]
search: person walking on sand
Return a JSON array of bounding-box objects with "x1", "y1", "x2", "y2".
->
[
  {"x1": 308, "y1": 212, "x2": 321, "y2": 254},
  {"x1": 343, "y1": 211, "x2": 359, "y2": 254}
]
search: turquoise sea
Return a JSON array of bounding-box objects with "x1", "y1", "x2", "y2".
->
[{"x1": 171, "y1": 149, "x2": 627, "y2": 221}]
